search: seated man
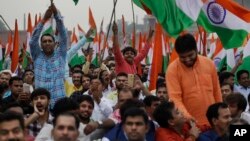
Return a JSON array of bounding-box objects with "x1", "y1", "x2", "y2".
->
[
  {"x1": 154, "y1": 101, "x2": 200, "y2": 141},
  {"x1": 51, "y1": 112, "x2": 80, "y2": 141},
  {"x1": 197, "y1": 102, "x2": 232, "y2": 141},
  {"x1": 225, "y1": 93, "x2": 250, "y2": 124},
  {"x1": 102, "y1": 99, "x2": 156, "y2": 141},
  {"x1": 0, "y1": 111, "x2": 26, "y2": 141}
]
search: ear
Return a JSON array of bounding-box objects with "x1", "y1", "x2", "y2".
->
[
  {"x1": 212, "y1": 118, "x2": 217, "y2": 126},
  {"x1": 168, "y1": 119, "x2": 175, "y2": 126}
]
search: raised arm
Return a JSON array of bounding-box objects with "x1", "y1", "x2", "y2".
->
[
  {"x1": 112, "y1": 22, "x2": 124, "y2": 65},
  {"x1": 134, "y1": 29, "x2": 154, "y2": 65},
  {"x1": 51, "y1": 3, "x2": 67, "y2": 59},
  {"x1": 67, "y1": 28, "x2": 94, "y2": 61},
  {"x1": 29, "y1": 7, "x2": 53, "y2": 60}
]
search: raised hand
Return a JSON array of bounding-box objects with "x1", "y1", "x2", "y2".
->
[
  {"x1": 42, "y1": 7, "x2": 53, "y2": 23},
  {"x1": 112, "y1": 21, "x2": 118, "y2": 35}
]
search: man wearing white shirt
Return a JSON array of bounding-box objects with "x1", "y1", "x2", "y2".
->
[
  {"x1": 234, "y1": 70, "x2": 250, "y2": 104},
  {"x1": 88, "y1": 77, "x2": 113, "y2": 121}
]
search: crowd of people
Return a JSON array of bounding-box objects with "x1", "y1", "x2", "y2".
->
[{"x1": 1, "y1": 3, "x2": 250, "y2": 141}]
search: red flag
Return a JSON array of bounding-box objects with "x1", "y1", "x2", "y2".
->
[
  {"x1": 149, "y1": 23, "x2": 163, "y2": 91},
  {"x1": 89, "y1": 7, "x2": 97, "y2": 29},
  {"x1": 11, "y1": 19, "x2": 19, "y2": 73}
]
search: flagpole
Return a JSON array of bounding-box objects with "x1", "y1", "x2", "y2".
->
[
  {"x1": 100, "y1": 0, "x2": 118, "y2": 62},
  {"x1": 131, "y1": 0, "x2": 136, "y2": 48},
  {"x1": 0, "y1": 15, "x2": 13, "y2": 34}
]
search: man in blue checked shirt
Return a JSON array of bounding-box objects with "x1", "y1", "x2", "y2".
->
[{"x1": 29, "y1": 3, "x2": 67, "y2": 109}]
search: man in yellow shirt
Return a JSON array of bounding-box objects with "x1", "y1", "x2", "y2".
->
[
  {"x1": 65, "y1": 70, "x2": 83, "y2": 97},
  {"x1": 166, "y1": 34, "x2": 222, "y2": 127}
]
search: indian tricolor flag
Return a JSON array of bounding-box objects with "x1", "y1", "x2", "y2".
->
[
  {"x1": 236, "y1": 39, "x2": 250, "y2": 76},
  {"x1": 77, "y1": 24, "x2": 85, "y2": 39},
  {"x1": 133, "y1": 0, "x2": 204, "y2": 37},
  {"x1": 91, "y1": 35, "x2": 99, "y2": 67},
  {"x1": 197, "y1": 0, "x2": 250, "y2": 48},
  {"x1": 212, "y1": 39, "x2": 226, "y2": 71},
  {"x1": 226, "y1": 49, "x2": 235, "y2": 71}
]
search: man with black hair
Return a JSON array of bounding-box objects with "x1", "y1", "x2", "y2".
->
[
  {"x1": 197, "y1": 103, "x2": 232, "y2": 141},
  {"x1": 35, "y1": 97, "x2": 90, "y2": 141},
  {"x1": 29, "y1": 2, "x2": 67, "y2": 108},
  {"x1": 166, "y1": 33, "x2": 222, "y2": 126},
  {"x1": 156, "y1": 83, "x2": 168, "y2": 102},
  {"x1": 143, "y1": 95, "x2": 160, "y2": 119},
  {"x1": 234, "y1": 69, "x2": 250, "y2": 102},
  {"x1": 220, "y1": 82, "x2": 232, "y2": 102},
  {"x1": 102, "y1": 99, "x2": 156, "y2": 141},
  {"x1": 106, "y1": 72, "x2": 128, "y2": 107},
  {"x1": 154, "y1": 101, "x2": 200, "y2": 141},
  {"x1": 2, "y1": 76, "x2": 33, "y2": 114},
  {"x1": 0, "y1": 112, "x2": 26, "y2": 141},
  {"x1": 112, "y1": 21, "x2": 154, "y2": 74},
  {"x1": 122, "y1": 108, "x2": 149, "y2": 141},
  {"x1": 225, "y1": 93, "x2": 250, "y2": 124},
  {"x1": 25, "y1": 88, "x2": 52, "y2": 137},
  {"x1": 65, "y1": 70, "x2": 84, "y2": 97},
  {"x1": 219, "y1": 71, "x2": 235, "y2": 87},
  {"x1": 51, "y1": 112, "x2": 80, "y2": 141}
]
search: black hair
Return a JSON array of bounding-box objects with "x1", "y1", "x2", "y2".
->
[
  {"x1": 76, "y1": 95, "x2": 94, "y2": 108},
  {"x1": 30, "y1": 88, "x2": 51, "y2": 100},
  {"x1": 225, "y1": 93, "x2": 247, "y2": 112},
  {"x1": 143, "y1": 95, "x2": 160, "y2": 107},
  {"x1": 219, "y1": 72, "x2": 234, "y2": 85},
  {"x1": 1, "y1": 102, "x2": 22, "y2": 113},
  {"x1": 122, "y1": 47, "x2": 137, "y2": 56},
  {"x1": 156, "y1": 83, "x2": 167, "y2": 93},
  {"x1": 206, "y1": 102, "x2": 229, "y2": 126},
  {"x1": 52, "y1": 112, "x2": 80, "y2": 129},
  {"x1": 22, "y1": 69, "x2": 34, "y2": 78},
  {"x1": 53, "y1": 97, "x2": 79, "y2": 117},
  {"x1": 121, "y1": 107, "x2": 148, "y2": 125},
  {"x1": 120, "y1": 99, "x2": 145, "y2": 119},
  {"x1": 40, "y1": 33, "x2": 55, "y2": 42},
  {"x1": 175, "y1": 33, "x2": 197, "y2": 54},
  {"x1": 9, "y1": 76, "x2": 23, "y2": 86},
  {"x1": 0, "y1": 111, "x2": 25, "y2": 130},
  {"x1": 116, "y1": 72, "x2": 128, "y2": 78},
  {"x1": 72, "y1": 65, "x2": 82, "y2": 71},
  {"x1": 153, "y1": 101, "x2": 175, "y2": 128},
  {"x1": 237, "y1": 70, "x2": 249, "y2": 81}
]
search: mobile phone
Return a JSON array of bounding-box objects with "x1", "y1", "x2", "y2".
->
[
  {"x1": 128, "y1": 74, "x2": 135, "y2": 87},
  {"x1": 23, "y1": 83, "x2": 30, "y2": 93}
]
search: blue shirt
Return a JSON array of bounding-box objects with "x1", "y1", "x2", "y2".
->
[
  {"x1": 197, "y1": 129, "x2": 222, "y2": 141},
  {"x1": 29, "y1": 14, "x2": 67, "y2": 108}
]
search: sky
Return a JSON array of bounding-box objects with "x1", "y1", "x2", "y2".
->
[{"x1": 0, "y1": 0, "x2": 146, "y2": 32}]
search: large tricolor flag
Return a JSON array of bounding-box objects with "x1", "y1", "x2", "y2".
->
[
  {"x1": 133, "y1": 0, "x2": 204, "y2": 37},
  {"x1": 197, "y1": 0, "x2": 250, "y2": 49}
]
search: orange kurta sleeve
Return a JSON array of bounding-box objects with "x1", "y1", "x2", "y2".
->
[{"x1": 166, "y1": 62, "x2": 193, "y2": 119}]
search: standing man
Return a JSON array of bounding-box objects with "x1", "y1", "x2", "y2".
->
[
  {"x1": 112, "y1": 22, "x2": 154, "y2": 74},
  {"x1": 29, "y1": 3, "x2": 67, "y2": 108},
  {"x1": 166, "y1": 34, "x2": 222, "y2": 126}
]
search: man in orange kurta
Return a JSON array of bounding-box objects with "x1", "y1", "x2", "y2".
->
[{"x1": 166, "y1": 34, "x2": 222, "y2": 126}]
